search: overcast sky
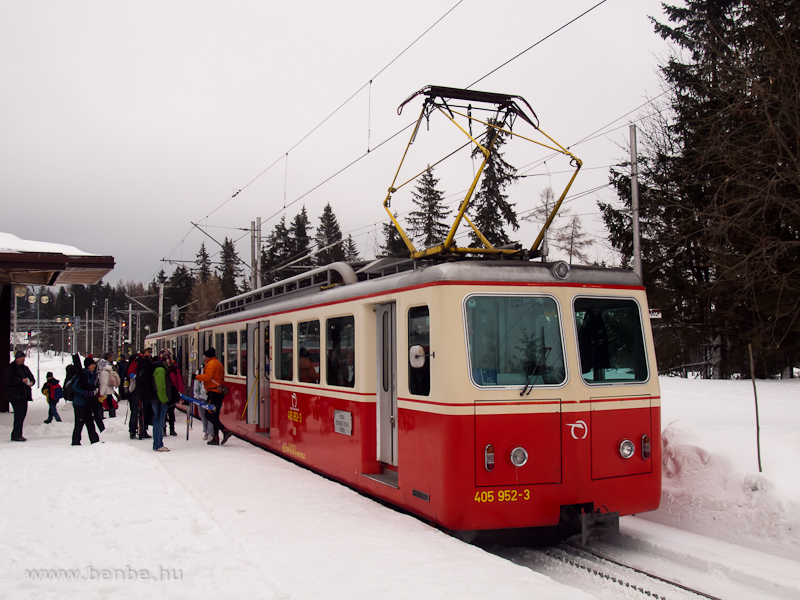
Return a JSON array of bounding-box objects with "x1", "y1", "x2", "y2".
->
[{"x1": 0, "y1": 0, "x2": 672, "y2": 285}]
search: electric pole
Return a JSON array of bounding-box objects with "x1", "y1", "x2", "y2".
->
[{"x1": 630, "y1": 124, "x2": 642, "y2": 280}]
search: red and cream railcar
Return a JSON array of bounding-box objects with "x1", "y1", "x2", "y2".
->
[{"x1": 147, "y1": 258, "x2": 660, "y2": 534}]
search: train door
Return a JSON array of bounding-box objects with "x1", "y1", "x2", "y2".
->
[
  {"x1": 246, "y1": 323, "x2": 258, "y2": 424},
  {"x1": 188, "y1": 333, "x2": 197, "y2": 387},
  {"x1": 259, "y1": 322, "x2": 270, "y2": 434},
  {"x1": 246, "y1": 322, "x2": 269, "y2": 429},
  {"x1": 376, "y1": 303, "x2": 398, "y2": 466}
]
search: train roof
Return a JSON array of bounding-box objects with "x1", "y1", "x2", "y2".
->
[{"x1": 142, "y1": 259, "x2": 642, "y2": 340}]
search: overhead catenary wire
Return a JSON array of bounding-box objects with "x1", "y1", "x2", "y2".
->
[
  {"x1": 159, "y1": 1, "x2": 668, "y2": 284},
  {"x1": 158, "y1": 0, "x2": 467, "y2": 283},
  {"x1": 467, "y1": 0, "x2": 610, "y2": 89}
]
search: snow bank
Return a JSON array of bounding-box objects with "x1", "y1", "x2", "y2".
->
[{"x1": 646, "y1": 377, "x2": 800, "y2": 560}]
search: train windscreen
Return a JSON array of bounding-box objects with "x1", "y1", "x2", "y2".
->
[
  {"x1": 574, "y1": 297, "x2": 648, "y2": 383},
  {"x1": 465, "y1": 295, "x2": 566, "y2": 388}
]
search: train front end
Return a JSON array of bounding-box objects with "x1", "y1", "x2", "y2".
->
[{"x1": 399, "y1": 262, "x2": 661, "y2": 536}]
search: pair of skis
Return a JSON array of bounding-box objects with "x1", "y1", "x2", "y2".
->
[{"x1": 179, "y1": 393, "x2": 217, "y2": 413}]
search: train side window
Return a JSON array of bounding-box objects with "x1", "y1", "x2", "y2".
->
[
  {"x1": 227, "y1": 331, "x2": 238, "y2": 375},
  {"x1": 215, "y1": 333, "x2": 225, "y2": 369},
  {"x1": 326, "y1": 316, "x2": 355, "y2": 388},
  {"x1": 240, "y1": 329, "x2": 247, "y2": 377},
  {"x1": 465, "y1": 295, "x2": 566, "y2": 387},
  {"x1": 574, "y1": 297, "x2": 648, "y2": 384},
  {"x1": 408, "y1": 306, "x2": 430, "y2": 396},
  {"x1": 276, "y1": 324, "x2": 293, "y2": 381},
  {"x1": 298, "y1": 320, "x2": 320, "y2": 384}
]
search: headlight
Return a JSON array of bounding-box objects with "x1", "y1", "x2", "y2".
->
[
  {"x1": 509, "y1": 446, "x2": 528, "y2": 467},
  {"x1": 619, "y1": 439, "x2": 635, "y2": 459},
  {"x1": 551, "y1": 261, "x2": 570, "y2": 280}
]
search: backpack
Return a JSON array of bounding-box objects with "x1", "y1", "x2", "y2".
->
[
  {"x1": 155, "y1": 365, "x2": 174, "y2": 404},
  {"x1": 108, "y1": 368, "x2": 121, "y2": 388},
  {"x1": 136, "y1": 357, "x2": 153, "y2": 389},
  {"x1": 63, "y1": 376, "x2": 77, "y2": 402},
  {"x1": 45, "y1": 382, "x2": 63, "y2": 403}
]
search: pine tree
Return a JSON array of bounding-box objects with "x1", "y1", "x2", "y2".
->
[
  {"x1": 380, "y1": 216, "x2": 409, "y2": 257},
  {"x1": 407, "y1": 166, "x2": 451, "y2": 248},
  {"x1": 603, "y1": 0, "x2": 800, "y2": 377},
  {"x1": 343, "y1": 235, "x2": 360, "y2": 261},
  {"x1": 261, "y1": 216, "x2": 292, "y2": 284},
  {"x1": 187, "y1": 275, "x2": 224, "y2": 323},
  {"x1": 166, "y1": 265, "x2": 195, "y2": 326},
  {"x1": 289, "y1": 206, "x2": 313, "y2": 269},
  {"x1": 469, "y1": 119, "x2": 519, "y2": 247},
  {"x1": 314, "y1": 203, "x2": 345, "y2": 266},
  {"x1": 195, "y1": 242, "x2": 212, "y2": 284},
  {"x1": 216, "y1": 237, "x2": 242, "y2": 299}
]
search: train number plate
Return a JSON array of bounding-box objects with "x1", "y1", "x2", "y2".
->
[{"x1": 474, "y1": 489, "x2": 531, "y2": 503}]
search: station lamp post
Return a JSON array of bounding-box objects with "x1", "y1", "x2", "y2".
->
[
  {"x1": 12, "y1": 285, "x2": 28, "y2": 351},
  {"x1": 67, "y1": 291, "x2": 77, "y2": 352},
  {"x1": 27, "y1": 287, "x2": 50, "y2": 386},
  {"x1": 55, "y1": 316, "x2": 70, "y2": 361}
]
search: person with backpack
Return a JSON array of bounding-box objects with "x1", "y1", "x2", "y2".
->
[
  {"x1": 151, "y1": 350, "x2": 174, "y2": 452},
  {"x1": 163, "y1": 351, "x2": 184, "y2": 437},
  {"x1": 116, "y1": 354, "x2": 129, "y2": 400},
  {"x1": 5, "y1": 351, "x2": 35, "y2": 441},
  {"x1": 97, "y1": 351, "x2": 119, "y2": 418},
  {"x1": 42, "y1": 372, "x2": 63, "y2": 424},
  {"x1": 72, "y1": 356, "x2": 100, "y2": 445},
  {"x1": 128, "y1": 348, "x2": 154, "y2": 440},
  {"x1": 63, "y1": 363, "x2": 78, "y2": 403}
]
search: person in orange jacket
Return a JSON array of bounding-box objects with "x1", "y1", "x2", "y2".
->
[{"x1": 194, "y1": 348, "x2": 232, "y2": 446}]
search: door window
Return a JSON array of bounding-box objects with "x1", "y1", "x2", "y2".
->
[{"x1": 408, "y1": 306, "x2": 430, "y2": 396}]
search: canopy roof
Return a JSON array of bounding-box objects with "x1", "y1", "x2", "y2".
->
[{"x1": 0, "y1": 233, "x2": 115, "y2": 286}]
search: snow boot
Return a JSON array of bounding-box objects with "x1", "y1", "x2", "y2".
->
[{"x1": 207, "y1": 436, "x2": 220, "y2": 446}]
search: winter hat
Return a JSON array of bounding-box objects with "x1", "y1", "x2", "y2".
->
[
  {"x1": 204, "y1": 348, "x2": 216, "y2": 358},
  {"x1": 46, "y1": 372, "x2": 53, "y2": 379},
  {"x1": 14, "y1": 351, "x2": 25, "y2": 359},
  {"x1": 84, "y1": 357, "x2": 96, "y2": 367}
]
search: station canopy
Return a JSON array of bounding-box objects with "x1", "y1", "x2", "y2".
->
[{"x1": 0, "y1": 232, "x2": 114, "y2": 286}]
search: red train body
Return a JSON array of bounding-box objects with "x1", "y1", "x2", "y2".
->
[{"x1": 147, "y1": 260, "x2": 661, "y2": 534}]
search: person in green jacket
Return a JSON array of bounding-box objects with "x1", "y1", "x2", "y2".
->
[{"x1": 151, "y1": 351, "x2": 173, "y2": 452}]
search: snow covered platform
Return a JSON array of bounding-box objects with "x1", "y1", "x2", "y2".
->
[
  {"x1": 0, "y1": 377, "x2": 591, "y2": 600},
  {"x1": 2, "y1": 355, "x2": 800, "y2": 600}
]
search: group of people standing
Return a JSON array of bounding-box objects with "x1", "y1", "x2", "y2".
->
[{"x1": 5, "y1": 346, "x2": 233, "y2": 451}]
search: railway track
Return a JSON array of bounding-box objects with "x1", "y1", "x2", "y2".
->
[
  {"x1": 489, "y1": 521, "x2": 800, "y2": 600},
  {"x1": 547, "y1": 543, "x2": 721, "y2": 599},
  {"x1": 495, "y1": 542, "x2": 718, "y2": 600}
]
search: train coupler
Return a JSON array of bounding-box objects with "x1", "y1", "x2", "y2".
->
[{"x1": 579, "y1": 509, "x2": 619, "y2": 546}]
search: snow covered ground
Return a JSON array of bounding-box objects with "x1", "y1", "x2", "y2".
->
[{"x1": 2, "y1": 351, "x2": 799, "y2": 599}]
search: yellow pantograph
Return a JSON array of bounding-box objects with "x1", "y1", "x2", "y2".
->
[{"x1": 383, "y1": 86, "x2": 582, "y2": 259}]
